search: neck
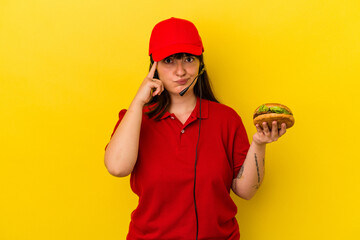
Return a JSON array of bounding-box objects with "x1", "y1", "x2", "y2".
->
[{"x1": 168, "y1": 91, "x2": 197, "y2": 115}]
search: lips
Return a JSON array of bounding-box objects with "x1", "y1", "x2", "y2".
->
[{"x1": 176, "y1": 78, "x2": 189, "y2": 85}]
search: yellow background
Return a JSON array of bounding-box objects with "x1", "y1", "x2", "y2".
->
[{"x1": 1, "y1": 0, "x2": 359, "y2": 239}]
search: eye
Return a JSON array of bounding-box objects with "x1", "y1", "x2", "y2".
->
[
  {"x1": 163, "y1": 57, "x2": 173, "y2": 64},
  {"x1": 185, "y1": 57, "x2": 195, "y2": 63}
]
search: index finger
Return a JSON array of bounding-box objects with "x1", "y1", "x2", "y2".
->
[
  {"x1": 279, "y1": 123, "x2": 287, "y2": 136},
  {"x1": 147, "y1": 61, "x2": 158, "y2": 78}
]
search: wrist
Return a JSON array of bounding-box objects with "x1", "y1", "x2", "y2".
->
[
  {"x1": 129, "y1": 99, "x2": 145, "y2": 111},
  {"x1": 252, "y1": 139, "x2": 266, "y2": 149}
]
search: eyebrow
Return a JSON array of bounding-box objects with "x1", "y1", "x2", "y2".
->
[{"x1": 166, "y1": 53, "x2": 194, "y2": 59}]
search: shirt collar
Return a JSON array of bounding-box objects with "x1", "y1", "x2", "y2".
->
[
  {"x1": 159, "y1": 111, "x2": 171, "y2": 120},
  {"x1": 193, "y1": 97, "x2": 209, "y2": 119}
]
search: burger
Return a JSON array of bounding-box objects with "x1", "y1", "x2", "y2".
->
[{"x1": 253, "y1": 103, "x2": 295, "y2": 129}]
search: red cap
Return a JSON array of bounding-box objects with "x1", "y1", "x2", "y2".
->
[{"x1": 149, "y1": 17, "x2": 204, "y2": 61}]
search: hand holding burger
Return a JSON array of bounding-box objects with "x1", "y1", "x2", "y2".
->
[{"x1": 252, "y1": 103, "x2": 294, "y2": 145}]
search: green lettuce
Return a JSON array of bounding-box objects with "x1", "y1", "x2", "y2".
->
[
  {"x1": 257, "y1": 104, "x2": 269, "y2": 113},
  {"x1": 269, "y1": 106, "x2": 291, "y2": 114},
  {"x1": 256, "y1": 104, "x2": 291, "y2": 115}
]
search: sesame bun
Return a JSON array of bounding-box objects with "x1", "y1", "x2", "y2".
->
[{"x1": 253, "y1": 103, "x2": 295, "y2": 129}]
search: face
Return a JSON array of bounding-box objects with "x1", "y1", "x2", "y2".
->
[{"x1": 156, "y1": 53, "x2": 200, "y2": 96}]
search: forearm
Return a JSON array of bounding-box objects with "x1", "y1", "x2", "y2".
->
[
  {"x1": 104, "y1": 100, "x2": 143, "y2": 177},
  {"x1": 232, "y1": 141, "x2": 266, "y2": 200}
]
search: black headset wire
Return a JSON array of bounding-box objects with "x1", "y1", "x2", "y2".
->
[{"x1": 193, "y1": 67, "x2": 202, "y2": 240}]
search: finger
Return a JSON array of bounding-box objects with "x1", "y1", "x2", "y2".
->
[
  {"x1": 153, "y1": 78, "x2": 164, "y2": 94},
  {"x1": 255, "y1": 124, "x2": 263, "y2": 133},
  {"x1": 263, "y1": 122, "x2": 270, "y2": 135},
  {"x1": 271, "y1": 121, "x2": 279, "y2": 138},
  {"x1": 160, "y1": 82, "x2": 165, "y2": 94},
  {"x1": 279, "y1": 123, "x2": 287, "y2": 137},
  {"x1": 150, "y1": 78, "x2": 164, "y2": 94},
  {"x1": 152, "y1": 83, "x2": 162, "y2": 96},
  {"x1": 147, "y1": 61, "x2": 158, "y2": 78},
  {"x1": 152, "y1": 88, "x2": 159, "y2": 96}
]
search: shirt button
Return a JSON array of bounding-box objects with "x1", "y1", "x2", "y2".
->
[
  {"x1": 170, "y1": 116, "x2": 175, "y2": 120},
  {"x1": 181, "y1": 129, "x2": 185, "y2": 134}
]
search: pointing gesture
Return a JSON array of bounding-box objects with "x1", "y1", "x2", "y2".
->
[
  {"x1": 133, "y1": 61, "x2": 164, "y2": 106},
  {"x1": 147, "y1": 61, "x2": 158, "y2": 78}
]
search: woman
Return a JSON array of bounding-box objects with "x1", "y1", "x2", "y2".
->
[{"x1": 104, "y1": 17, "x2": 286, "y2": 240}]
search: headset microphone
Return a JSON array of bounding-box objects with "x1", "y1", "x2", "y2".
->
[{"x1": 179, "y1": 66, "x2": 205, "y2": 96}]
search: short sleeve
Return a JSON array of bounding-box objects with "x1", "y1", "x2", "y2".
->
[
  {"x1": 104, "y1": 109, "x2": 127, "y2": 151},
  {"x1": 232, "y1": 115, "x2": 250, "y2": 179}
]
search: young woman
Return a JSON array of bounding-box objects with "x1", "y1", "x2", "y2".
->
[{"x1": 104, "y1": 17, "x2": 287, "y2": 240}]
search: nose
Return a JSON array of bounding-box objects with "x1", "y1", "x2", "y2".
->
[{"x1": 174, "y1": 60, "x2": 186, "y2": 77}]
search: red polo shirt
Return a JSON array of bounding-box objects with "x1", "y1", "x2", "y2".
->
[{"x1": 106, "y1": 98, "x2": 250, "y2": 239}]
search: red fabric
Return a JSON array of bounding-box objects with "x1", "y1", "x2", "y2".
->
[
  {"x1": 106, "y1": 98, "x2": 250, "y2": 239},
  {"x1": 149, "y1": 17, "x2": 204, "y2": 61}
]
